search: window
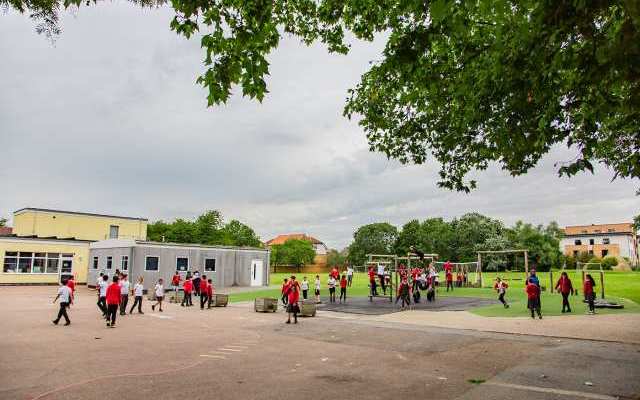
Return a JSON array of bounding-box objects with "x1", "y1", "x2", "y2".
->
[
  {"x1": 581, "y1": 230, "x2": 588, "y2": 233},
  {"x1": 588, "y1": 250, "x2": 594, "y2": 255},
  {"x1": 589, "y1": 239, "x2": 595, "y2": 245},
  {"x1": 3, "y1": 253, "x2": 17, "y2": 273},
  {"x1": 603, "y1": 238, "x2": 610, "y2": 245},
  {"x1": 176, "y1": 257, "x2": 189, "y2": 272},
  {"x1": 106, "y1": 256, "x2": 113, "y2": 270},
  {"x1": 145, "y1": 256, "x2": 159, "y2": 271},
  {"x1": 205, "y1": 258, "x2": 216, "y2": 272},
  {"x1": 60, "y1": 256, "x2": 73, "y2": 274},
  {"x1": 109, "y1": 225, "x2": 119, "y2": 239},
  {"x1": 572, "y1": 250, "x2": 578, "y2": 257},
  {"x1": 601, "y1": 249, "x2": 609, "y2": 257},
  {"x1": 121, "y1": 255, "x2": 129, "y2": 271},
  {"x1": 18, "y1": 255, "x2": 32, "y2": 273},
  {"x1": 47, "y1": 257, "x2": 59, "y2": 273},
  {"x1": 608, "y1": 228, "x2": 615, "y2": 232},
  {"x1": 594, "y1": 229, "x2": 601, "y2": 233},
  {"x1": 574, "y1": 239, "x2": 582, "y2": 245},
  {"x1": 32, "y1": 254, "x2": 46, "y2": 273},
  {"x1": 3, "y1": 252, "x2": 62, "y2": 274}
]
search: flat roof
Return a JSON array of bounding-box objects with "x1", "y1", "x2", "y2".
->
[
  {"x1": 135, "y1": 240, "x2": 268, "y2": 252},
  {"x1": 0, "y1": 235, "x2": 93, "y2": 243},
  {"x1": 14, "y1": 208, "x2": 148, "y2": 221}
]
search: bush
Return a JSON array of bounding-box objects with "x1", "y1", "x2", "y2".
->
[{"x1": 601, "y1": 256, "x2": 618, "y2": 270}]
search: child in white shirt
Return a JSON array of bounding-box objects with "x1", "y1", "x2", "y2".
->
[
  {"x1": 151, "y1": 278, "x2": 165, "y2": 312},
  {"x1": 129, "y1": 277, "x2": 144, "y2": 314}
]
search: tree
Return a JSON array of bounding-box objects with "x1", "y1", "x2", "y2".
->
[
  {"x1": 395, "y1": 218, "x2": 454, "y2": 260},
  {"x1": 450, "y1": 213, "x2": 506, "y2": 261},
  {"x1": 220, "y1": 220, "x2": 262, "y2": 247},
  {"x1": 6, "y1": 0, "x2": 638, "y2": 191},
  {"x1": 327, "y1": 248, "x2": 347, "y2": 267},
  {"x1": 347, "y1": 222, "x2": 398, "y2": 266},
  {"x1": 634, "y1": 214, "x2": 640, "y2": 232},
  {"x1": 146, "y1": 210, "x2": 261, "y2": 247},
  {"x1": 0, "y1": 217, "x2": 6, "y2": 227},
  {"x1": 506, "y1": 221, "x2": 562, "y2": 271}
]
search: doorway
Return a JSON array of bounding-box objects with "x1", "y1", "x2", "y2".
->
[{"x1": 251, "y1": 260, "x2": 263, "y2": 287}]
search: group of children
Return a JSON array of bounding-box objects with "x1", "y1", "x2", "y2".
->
[
  {"x1": 280, "y1": 267, "x2": 350, "y2": 309},
  {"x1": 94, "y1": 270, "x2": 153, "y2": 328},
  {"x1": 496, "y1": 269, "x2": 599, "y2": 319},
  {"x1": 171, "y1": 271, "x2": 215, "y2": 310},
  {"x1": 365, "y1": 261, "x2": 458, "y2": 309}
]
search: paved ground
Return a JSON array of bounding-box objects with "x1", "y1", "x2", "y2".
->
[
  {"x1": 1, "y1": 286, "x2": 639, "y2": 400},
  {"x1": 317, "y1": 296, "x2": 496, "y2": 315}
]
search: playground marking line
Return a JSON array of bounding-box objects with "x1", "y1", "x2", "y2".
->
[
  {"x1": 218, "y1": 348, "x2": 242, "y2": 352},
  {"x1": 200, "y1": 355, "x2": 226, "y2": 359},
  {"x1": 485, "y1": 381, "x2": 618, "y2": 400},
  {"x1": 225, "y1": 345, "x2": 249, "y2": 349}
]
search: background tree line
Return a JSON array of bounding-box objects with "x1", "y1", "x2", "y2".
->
[
  {"x1": 345, "y1": 213, "x2": 565, "y2": 271},
  {"x1": 146, "y1": 210, "x2": 262, "y2": 248}
]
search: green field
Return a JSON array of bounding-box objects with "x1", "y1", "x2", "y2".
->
[{"x1": 229, "y1": 270, "x2": 640, "y2": 318}]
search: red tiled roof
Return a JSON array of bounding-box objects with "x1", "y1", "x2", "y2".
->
[
  {"x1": 0, "y1": 227, "x2": 12, "y2": 236},
  {"x1": 266, "y1": 233, "x2": 324, "y2": 246}
]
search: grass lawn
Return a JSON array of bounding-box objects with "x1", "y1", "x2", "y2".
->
[{"x1": 229, "y1": 270, "x2": 640, "y2": 318}]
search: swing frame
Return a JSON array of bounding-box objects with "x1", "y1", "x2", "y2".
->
[
  {"x1": 577, "y1": 262, "x2": 605, "y2": 299},
  {"x1": 476, "y1": 249, "x2": 529, "y2": 287},
  {"x1": 365, "y1": 254, "x2": 397, "y2": 303},
  {"x1": 432, "y1": 261, "x2": 478, "y2": 287}
]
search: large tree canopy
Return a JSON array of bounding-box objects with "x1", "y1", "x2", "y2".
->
[{"x1": 5, "y1": 0, "x2": 639, "y2": 190}]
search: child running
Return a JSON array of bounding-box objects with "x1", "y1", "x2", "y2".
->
[
  {"x1": 314, "y1": 275, "x2": 321, "y2": 304},
  {"x1": 129, "y1": 277, "x2": 144, "y2": 314},
  {"x1": 584, "y1": 274, "x2": 596, "y2": 315},
  {"x1": 339, "y1": 274, "x2": 347, "y2": 303},
  {"x1": 151, "y1": 278, "x2": 165, "y2": 312},
  {"x1": 105, "y1": 275, "x2": 121, "y2": 327},
  {"x1": 526, "y1": 277, "x2": 542, "y2": 319},
  {"x1": 52, "y1": 278, "x2": 72, "y2": 326},
  {"x1": 494, "y1": 277, "x2": 509, "y2": 308},
  {"x1": 97, "y1": 274, "x2": 108, "y2": 317}
]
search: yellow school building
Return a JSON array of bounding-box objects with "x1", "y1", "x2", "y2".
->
[{"x1": 1, "y1": 208, "x2": 147, "y2": 284}]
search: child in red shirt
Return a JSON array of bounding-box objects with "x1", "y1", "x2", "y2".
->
[
  {"x1": 199, "y1": 275, "x2": 209, "y2": 310},
  {"x1": 525, "y1": 278, "x2": 542, "y2": 319},
  {"x1": 105, "y1": 275, "x2": 121, "y2": 327},
  {"x1": 206, "y1": 279, "x2": 214, "y2": 308},
  {"x1": 446, "y1": 270, "x2": 454, "y2": 292},
  {"x1": 286, "y1": 276, "x2": 300, "y2": 324},
  {"x1": 281, "y1": 278, "x2": 289, "y2": 306},
  {"x1": 181, "y1": 278, "x2": 193, "y2": 307},
  {"x1": 583, "y1": 274, "x2": 596, "y2": 314},
  {"x1": 368, "y1": 266, "x2": 377, "y2": 296},
  {"x1": 171, "y1": 272, "x2": 181, "y2": 303},
  {"x1": 66, "y1": 276, "x2": 76, "y2": 303},
  {"x1": 339, "y1": 274, "x2": 348, "y2": 303}
]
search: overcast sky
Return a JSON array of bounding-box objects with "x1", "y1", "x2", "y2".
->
[{"x1": 1, "y1": 2, "x2": 638, "y2": 249}]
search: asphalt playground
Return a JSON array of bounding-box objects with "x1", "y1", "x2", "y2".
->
[{"x1": 1, "y1": 286, "x2": 639, "y2": 400}]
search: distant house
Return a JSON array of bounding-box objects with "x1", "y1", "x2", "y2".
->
[
  {"x1": 266, "y1": 233, "x2": 328, "y2": 269},
  {"x1": 560, "y1": 223, "x2": 639, "y2": 266},
  {"x1": 0, "y1": 227, "x2": 12, "y2": 236}
]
